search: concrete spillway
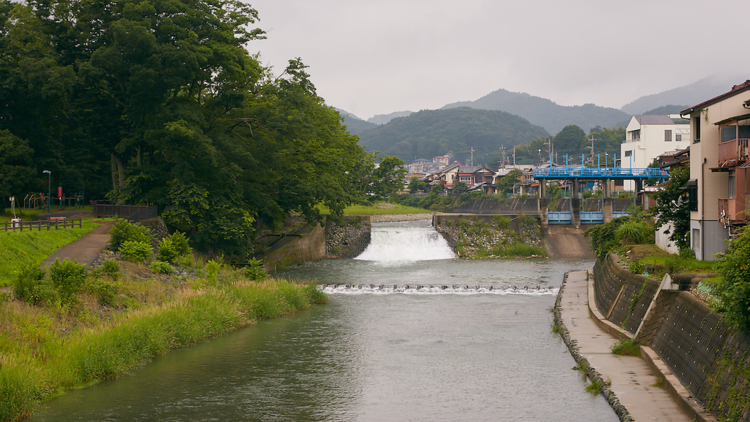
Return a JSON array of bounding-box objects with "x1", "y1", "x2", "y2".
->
[{"x1": 355, "y1": 222, "x2": 456, "y2": 262}]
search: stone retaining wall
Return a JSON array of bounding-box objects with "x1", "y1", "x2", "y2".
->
[
  {"x1": 262, "y1": 225, "x2": 326, "y2": 273},
  {"x1": 593, "y1": 256, "x2": 750, "y2": 421},
  {"x1": 325, "y1": 216, "x2": 371, "y2": 259},
  {"x1": 432, "y1": 214, "x2": 542, "y2": 256}
]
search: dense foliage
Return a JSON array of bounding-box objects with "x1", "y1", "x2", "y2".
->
[
  {"x1": 585, "y1": 216, "x2": 649, "y2": 259},
  {"x1": 651, "y1": 166, "x2": 691, "y2": 255},
  {"x1": 357, "y1": 107, "x2": 549, "y2": 163},
  {"x1": 712, "y1": 228, "x2": 750, "y2": 333},
  {"x1": 0, "y1": 0, "x2": 402, "y2": 258},
  {"x1": 441, "y1": 88, "x2": 629, "y2": 135}
]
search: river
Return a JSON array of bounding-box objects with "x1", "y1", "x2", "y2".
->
[{"x1": 30, "y1": 220, "x2": 617, "y2": 421}]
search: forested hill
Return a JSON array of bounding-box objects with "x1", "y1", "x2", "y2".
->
[
  {"x1": 357, "y1": 108, "x2": 548, "y2": 163},
  {"x1": 442, "y1": 89, "x2": 629, "y2": 135},
  {"x1": 335, "y1": 109, "x2": 379, "y2": 135}
]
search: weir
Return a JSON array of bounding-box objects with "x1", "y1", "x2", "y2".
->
[
  {"x1": 355, "y1": 221, "x2": 455, "y2": 262},
  {"x1": 322, "y1": 284, "x2": 557, "y2": 295}
]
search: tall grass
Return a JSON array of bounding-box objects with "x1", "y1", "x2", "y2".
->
[
  {"x1": 0, "y1": 279, "x2": 326, "y2": 421},
  {"x1": 475, "y1": 243, "x2": 546, "y2": 258},
  {"x1": 316, "y1": 203, "x2": 433, "y2": 215}
]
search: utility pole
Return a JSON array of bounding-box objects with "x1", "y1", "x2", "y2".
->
[
  {"x1": 500, "y1": 145, "x2": 506, "y2": 169},
  {"x1": 470, "y1": 147, "x2": 474, "y2": 166},
  {"x1": 513, "y1": 147, "x2": 516, "y2": 166},
  {"x1": 543, "y1": 137, "x2": 553, "y2": 164},
  {"x1": 589, "y1": 135, "x2": 596, "y2": 166}
]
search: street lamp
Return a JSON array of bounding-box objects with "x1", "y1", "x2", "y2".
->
[
  {"x1": 42, "y1": 170, "x2": 51, "y2": 219},
  {"x1": 538, "y1": 149, "x2": 542, "y2": 166},
  {"x1": 605, "y1": 153, "x2": 608, "y2": 169}
]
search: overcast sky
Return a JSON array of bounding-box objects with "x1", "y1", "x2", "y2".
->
[{"x1": 249, "y1": 0, "x2": 749, "y2": 120}]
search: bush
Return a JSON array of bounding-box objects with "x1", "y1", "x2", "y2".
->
[
  {"x1": 86, "y1": 278, "x2": 118, "y2": 305},
  {"x1": 13, "y1": 264, "x2": 55, "y2": 305},
  {"x1": 99, "y1": 259, "x2": 120, "y2": 281},
  {"x1": 150, "y1": 261, "x2": 174, "y2": 274},
  {"x1": 244, "y1": 258, "x2": 269, "y2": 281},
  {"x1": 49, "y1": 258, "x2": 86, "y2": 300},
  {"x1": 108, "y1": 220, "x2": 153, "y2": 252},
  {"x1": 614, "y1": 220, "x2": 652, "y2": 245},
  {"x1": 119, "y1": 240, "x2": 153, "y2": 262},
  {"x1": 712, "y1": 228, "x2": 750, "y2": 332},
  {"x1": 585, "y1": 216, "x2": 638, "y2": 259},
  {"x1": 168, "y1": 231, "x2": 191, "y2": 256},
  {"x1": 157, "y1": 237, "x2": 179, "y2": 263},
  {"x1": 610, "y1": 337, "x2": 641, "y2": 357}
]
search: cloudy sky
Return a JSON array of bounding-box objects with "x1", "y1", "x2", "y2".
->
[{"x1": 249, "y1": 0, "x2": 749, "y2": 120}]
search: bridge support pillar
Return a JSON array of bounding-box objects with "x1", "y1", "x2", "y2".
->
[
  {"x1": 539, "y1": 179, "x2": 546, "y2": 199},
  {"x1": 539, "y1": 198, "x2": 549, "y2": 233},
  {"x1": 635, "y1": 179, "x2": 643, "y2": 206},
  {"x1": 603, "y1": 198, "x2": 614, "y2": 223},
  {"x1": 571, "y1": 180, "x2": 581, "y2": 228},
  {"x1": 603, "y1": 179, "x2": 611, "y2": 198}
]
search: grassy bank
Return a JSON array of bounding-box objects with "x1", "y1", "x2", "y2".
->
[
  {"x1": 0, "y1": 259, "x2": 326, "y2": 421},
  {"x1": 0, "y1": 220, "x2": 102, "y2": 286}
]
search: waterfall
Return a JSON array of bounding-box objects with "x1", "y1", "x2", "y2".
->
[{"x1": 355, "y1": 222, "x2": 456, "y2": 262}]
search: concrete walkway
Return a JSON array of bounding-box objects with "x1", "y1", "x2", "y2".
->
[
  {"x1": 41, "y1": 221, "x2": 115, "y2": 268},
  {"x1": 558, "y1": 270, "x2": 691, "y2": 422}
]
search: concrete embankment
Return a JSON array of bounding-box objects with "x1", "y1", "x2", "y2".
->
[
  {"x1": 555, "y1": 271, "x2": 691, "y2": 421},
  {"x1": 543, "y1": 225, "x2": 594, "y2": 259},
  {"x1": 587, "y1": 254, "x2": 750, "y2": 422}
]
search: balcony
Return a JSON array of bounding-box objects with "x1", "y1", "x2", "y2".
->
[
  {"x1": 717, "y1": 138, "x2": 750, "y2": 168},
  {"x1": 719, "y1": 198, "x2": 748, "y2": 224}
]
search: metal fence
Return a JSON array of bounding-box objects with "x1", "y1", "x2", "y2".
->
[{"x1": 93, "y1": 204, "x2": 158, "y2": 222}]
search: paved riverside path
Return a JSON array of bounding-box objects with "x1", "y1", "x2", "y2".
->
[
  {"x1": 558, "y1": 270, "x2": 691, "y2": 422},
  {"x1": 41, "y1": 221, "x2": 115, "y2": 268}
]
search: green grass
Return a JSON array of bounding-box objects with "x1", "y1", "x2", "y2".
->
[
  {"x1": 610, "y1": 337, "x2": 641, "y2": 357},
  {"x1": 585, "y1": 379, "x2": 602, "y2": 394},
  {"x1": 636, "y1": 255, "x2": 716, "y2": 279},
  {"x1": 0, "y1": 220, "x2": 103, "y2": 287},
  {"x1": 0, "y1": 206, "x2": 93, "y2": 223},
  {"x1": 316, "y1": 203, "x2": 433, "y2": 215},
  {"x1": 0, "y1": 277, "x2": 326, "y2": 421}
]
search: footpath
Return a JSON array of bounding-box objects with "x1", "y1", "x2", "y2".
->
[
  {"x1": 556, "y1": 270, "x2": 692, "y2": 422},
  {"x1": 41, "y1": 221, "x2": 115, "y2": 268}
]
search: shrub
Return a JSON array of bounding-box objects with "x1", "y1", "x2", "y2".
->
[
  {"x1": 712, "y1": 228, "x2": 750, "y2": 332},
  {"x1": 86, "y1": 278, "x2": 118, "y2": 305},
  {"x1": 157, "y1": 237, "x2": 179, "y2": 263},
  {"x1": 150, "y1": 261, "x2": 174, "y2": 274},
  {"x1": 614, "y1": 219, "x2": 652, "y2": 245},
  {"x1": 206, "y1": 259, "x2": 222, "y2": 284},
  {"x1": 13, "y1": 264, "x2": 55, "y2": 305},
  {"x1": 119, "y1": 240, "x2": 153, "y2": 262},
  {"x1": 49, "y1": 258, "x2": 86, "y2": 300},
  {"x1": 168, "y1": 231, "x2": 191, "y2": 256},
  {"x1": 99, "y1": 259, "x2": 120, "y2": 281},
  {"x1": 585, "y1": 216, "x2": 637, "y2": 259},
  {"x1": 244, "y1": 258, "x2": 269, "y2": 281},
  {"x1": 108, "y1": 220, "x2": 153, "y2": 252}
]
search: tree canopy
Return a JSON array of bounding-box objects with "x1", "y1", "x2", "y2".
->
[{"x1": 0, "y1": 0, "x2": 402, "y2": 258}]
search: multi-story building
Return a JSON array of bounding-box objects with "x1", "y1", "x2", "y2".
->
[
  {"x1": 621, "y1": 115, "x2": 690, "y2": 191},
  {"x1": 681, "y1": 80, "x2": 750, "y2": 260}
]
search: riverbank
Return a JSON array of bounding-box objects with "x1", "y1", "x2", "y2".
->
[
  {"x1": 0, "y1": 258, "x2": 326, "y2": 422},
  {"x1": 554, "y1": 270, "x2": 692, "y2": 421}
]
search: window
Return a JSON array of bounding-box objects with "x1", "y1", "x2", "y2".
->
[
  {"x1": 722, "y1": 125, "x2": 736, "y2": 143},
  {"x1": 693, "y1": 116, "x2": 701, "y2": 143},
  {"x1": 676, "y1": 134, "x2": 682, "y2": 142},
  {"x1": 692, "y1": 228, "x2": 700, "y2": 251},
  {"x1": 459, "y1": 176, "x2": 472, "y2": 184},
  {"x1": 624, "y1": 150, "x2": 632, "y2": 157},
  {"x1": 665, "y1": 130, "x2": 672, "y2": 141},
  {"x1": 631, "y1": 129, "x2": 640, "y2": 141},
  {"x1": 729, "y1": 170, "x2": 735, "y2": 199},
  {"x1": 687, "y1": 180, "x2": 698, "y2": 211}
]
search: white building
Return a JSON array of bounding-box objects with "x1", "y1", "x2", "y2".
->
[{"x1": 621, "y1": 115, "x2": 690, "y2": 190}]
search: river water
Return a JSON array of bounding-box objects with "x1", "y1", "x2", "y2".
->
[{"x1": 30, "y1": 220, "x2": 617, "y2": 421}]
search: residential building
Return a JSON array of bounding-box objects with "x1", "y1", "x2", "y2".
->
[
  {"x1": 621, "y1": 115, "x2": 690, "y2": 191},
  {"x1": 681, "y1": 80, "x2": 750, "y2": 260}
]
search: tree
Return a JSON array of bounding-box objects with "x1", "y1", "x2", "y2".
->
[
  {"x1": 713, "y1": 228, "x2": 750, "y2": 332},
  {"x1": 496, "y1": 169, "x2": 523, "y2": 194},
  {"x1": 651, "y1": 166, "x2": 690, "y2": 255},
  {"x1": 0, "y1": 130, "x2": 35, "y2": 208},
  {"x1": 360, "y1": 155, "x2": 407, "y2": 201},
  {"x1": 554, "y1": 125, "x2": 586, "y2": 156}
]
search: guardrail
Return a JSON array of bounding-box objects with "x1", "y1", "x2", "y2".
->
[{"x1": 1, "y1": 218, "x2": 82, "y2": 232}]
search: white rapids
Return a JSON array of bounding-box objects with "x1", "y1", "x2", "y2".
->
[{"x1": 355, "y1": 223, "x2": 456, "y2": 262}]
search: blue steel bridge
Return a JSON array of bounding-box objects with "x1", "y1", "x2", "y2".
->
[{"x1": 531, "y1": 165, "x2": 669, "y2": 227}]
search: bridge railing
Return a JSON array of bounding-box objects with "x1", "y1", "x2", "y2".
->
[{"x1": 533, "y1": 167, "x2": 668, "y2": 179}]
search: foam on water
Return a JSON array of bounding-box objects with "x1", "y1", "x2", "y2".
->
[
  {"x1": 354, "y1": 223, "x2": 456, "y2": 262},
  {"x1": 321, "y1": 284, "x2": 558, "y2": 296}
]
